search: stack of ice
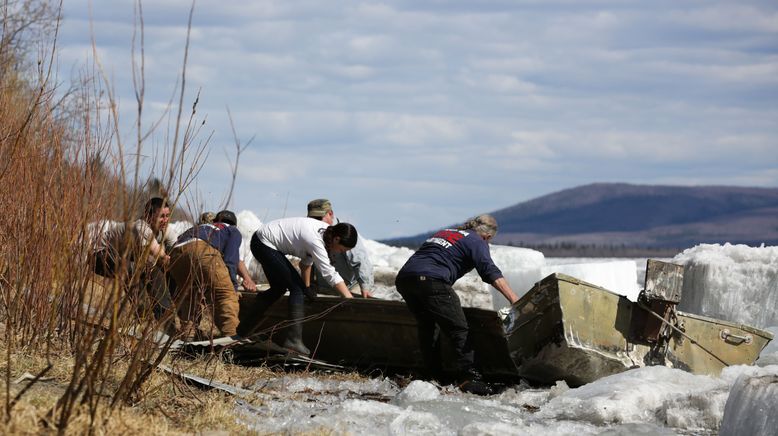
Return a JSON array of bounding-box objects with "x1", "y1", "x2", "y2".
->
[{"x1": 673, "y1": 243, "x2": 778, "y2": 328}]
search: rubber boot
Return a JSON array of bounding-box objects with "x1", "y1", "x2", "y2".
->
[
  {"x1": 458, "y1": 368, "x2": 495, "y2": 396},
  {"x1": 282, "y1": 304, "x2": 311, "y2": 356}
]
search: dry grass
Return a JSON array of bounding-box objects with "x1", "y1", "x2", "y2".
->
[
  {"x1": 0, "y1": 321, "x2": 284, "y2": 434},
  {"x1": 0, "y1": 326, "x2": 377, "y2": 434}
]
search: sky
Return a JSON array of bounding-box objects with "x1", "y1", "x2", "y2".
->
[{"x1": 55, "y1": 0, "x2": 778, "y2": 239}]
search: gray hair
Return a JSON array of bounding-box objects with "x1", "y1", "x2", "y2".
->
[{"x1": 458, "y1": 214, "x2": 498, "y2": 238}]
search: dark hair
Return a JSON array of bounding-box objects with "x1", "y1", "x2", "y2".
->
[
  {"x1": 214, "y1": 210, "x2": 237, "y2": 226},
  {"x1": 143, "y1": 197, "x2": 168, "y2": 219},
  {"x1": 322, "y1": 222, "x2": 358, "y2": 249}
]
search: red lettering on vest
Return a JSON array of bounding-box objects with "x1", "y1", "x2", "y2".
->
[{"x1": 432, "y1": 230, "x2": 464, "y2": 244}]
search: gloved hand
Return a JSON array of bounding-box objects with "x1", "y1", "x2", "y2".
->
[{"x1": 303, "y1": 286, "x2": 317, "y2": 301}]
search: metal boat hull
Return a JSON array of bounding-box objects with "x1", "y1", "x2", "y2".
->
[
  {"x1": 237, "y1": 272, "x2": 773, "y2": 386},
  {"x1": 504, "y1": 273, "x2": 773, "y2": 386},
  {"x1": 238, "y1": 293, "x2": 518, "y2": 379}
]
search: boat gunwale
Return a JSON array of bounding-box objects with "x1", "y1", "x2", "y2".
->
[{"x1": 676, "y1": 310, "x2": 774, "y2": 339}]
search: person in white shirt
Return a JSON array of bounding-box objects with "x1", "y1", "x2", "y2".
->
[
  {"x1": 90, "y1": 197, "x2": 171, "y2": 320},
  {"x1": 305, "y1": 199, "x2": 373, "y2": 298},
  {"x1": 243, "y1": 218, "x2": 359, "y2": 355},
  {"x1": 91, "y1": 197, "x2": 170, "y2": 277}
]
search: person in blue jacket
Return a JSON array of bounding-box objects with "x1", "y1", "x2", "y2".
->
[
  {"x1": 169, "y1": 210, "x2": 242, "y2": 340},
  {"x1": 395, "y1": 214, "x2": 519, "y2": 394}
]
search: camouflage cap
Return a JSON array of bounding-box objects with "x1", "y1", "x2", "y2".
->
[{"x1": 307, "y1": 199, "x2": 332, "y2": 217}]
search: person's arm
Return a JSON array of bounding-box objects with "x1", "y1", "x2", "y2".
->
[
  {"x1": 491, "y1": 277, "x2": 519, "y2": 305},
  {"x1": 306, "y1": 235, "x2": 346, "y2": 290},
  {"x1": 237, "y1": 260, "x2": 256, "y2": 291},
  {"x1": 333, "y1": 281, "x2": 354, "y2": 299},
  {"x1": 470, "y1": 240, "x2": 502, "y2": 285},
  {"x1": 137, "y1": 221, "x2": 169, "y2": 267},
  {"x1": 303, "y1": 253, "x2": 350, "y2": 298},
  {"x1": 300, "y1": 263, "x2": 312, "y2": 287},
  {"x1": 148, "y1": 238, "x2": 170, "y2": 267}
]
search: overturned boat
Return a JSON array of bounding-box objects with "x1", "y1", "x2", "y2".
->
[
  {"x1": 505, "y1": 260, "x2": 773, "y2": 386},
  {"x1": 237, "y1": 260, "x2": 773, "y2": 386}
]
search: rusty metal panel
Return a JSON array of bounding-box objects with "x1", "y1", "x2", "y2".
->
[
  {"x1": 644, "y1": 259, "x2": 684, "y2": 303},
  {"x1": 508, "y1": 273, "x2": 649, "y2": 386}
]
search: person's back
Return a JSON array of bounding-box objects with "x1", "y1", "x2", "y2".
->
[
  {"x1": 176, "y1": 221, "x2": 242, "y2": 289},
  {"x1": 398, "y1": 228, "x2": 501, "y2": 286},
  {"x1": 255, "y1": 217, "x2": 329, "y2": 261}
]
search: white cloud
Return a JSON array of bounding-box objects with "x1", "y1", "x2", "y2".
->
[{"x1": 670, "y1": 4, "x2": 778, "y2": 33}]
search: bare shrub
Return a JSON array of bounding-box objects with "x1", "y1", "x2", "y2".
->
[{"x1": 1, "y1": 1, "x2": 216, "y2": 432}]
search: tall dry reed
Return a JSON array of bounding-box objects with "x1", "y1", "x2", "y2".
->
[{"x1": 1, "y1": 1, "x2": 215, "y2": 433}]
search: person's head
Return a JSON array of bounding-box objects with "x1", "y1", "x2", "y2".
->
[
  {"x1": 458, "y1": 214, "x2": 498, "y2": 241},
  {"x1": 199, "y1": 211, "x2": 216, "y2": 224},
  {"x1": 307, "y1": 198, "x2": 334, "y2": 225},
  {"x1": 322, "y1": 222, "x2": 358, "y2": 253},
  {"x1": 214, "y1": 210, "x2": 238, "y2": 226},
  {"x1": 143, "y1": 197, "x2": 170, "y2": 233}
]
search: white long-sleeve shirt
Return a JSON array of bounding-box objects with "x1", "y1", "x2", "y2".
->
[
  {"x1": 90, "y1": 219, "x2": 162, "y2": 265},
  {"x1": 255, "y1": 217, "x2": 344, "y2": 287}
]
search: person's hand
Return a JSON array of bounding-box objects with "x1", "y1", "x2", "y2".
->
[
  {"x1": 361, "y1": 289, "x2": 373, "y2": 299},
  {"x1": 242, "y1": 277, "x2": 257, "y2": 292},
  {"x1": 303, "y1": 286, "x2": 317, "y2": 301},
  {"x1": 160, "y1": 254, "x2": 171, "y2": 268}
]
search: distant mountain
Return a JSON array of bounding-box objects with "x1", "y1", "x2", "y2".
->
[{"x1": 383, "y1": 183, "x2": 778, "y2": 254}]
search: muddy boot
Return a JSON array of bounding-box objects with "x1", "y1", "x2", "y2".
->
[
  {"x1": 458, "y1": 368, "x2": 495, "y2": 396},
  {"x1": 282, "y1": 304, "x2": 310, "y2": 356}
]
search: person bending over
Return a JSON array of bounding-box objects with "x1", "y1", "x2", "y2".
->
[
  {"x1": 242, "y1": 217, "x2": 358, "y2": 355},
  {"x1": 168, "y1": 209, "x2": 242, "y2": 340},
  {"x1": 306, "y1": 198, "x2": 373, "y2": 298},
  {"x1": 395, "y1": 214, "x2": 519, "y2": 395}
]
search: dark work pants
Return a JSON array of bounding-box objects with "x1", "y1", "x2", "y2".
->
[
  {"x1": 395, "y1": 275, "x2": 475, "y2": 379},
  {"x1": 250, "y1": 234, "x2": 305, "y2": 306},
  {"x1": 93, "y1": 249, "x2": 118, "y2": 278}
]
